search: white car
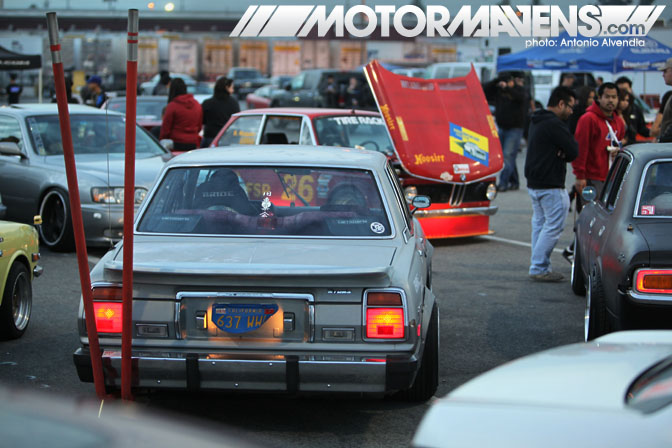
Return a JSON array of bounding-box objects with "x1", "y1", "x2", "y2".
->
[{"x1": 413, "y1": 331, "x2": 672, "y2": 448}]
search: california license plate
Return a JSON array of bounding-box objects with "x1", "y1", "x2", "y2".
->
[{"x1": 211, "y1": 304, "x2": 279, "y2": 334}]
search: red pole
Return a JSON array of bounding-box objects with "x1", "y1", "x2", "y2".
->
[
  {"x1": 46, "y1": 12, "x2": 106, "y2": 399},
  {"x1": 121, "y1": 8, "x2": 139, "y2": 402}
]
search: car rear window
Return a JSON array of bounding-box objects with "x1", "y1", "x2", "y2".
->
[
  {"x1": 637, "y1": 161, "x2": 672, "y2": 218},
  {"x1": 138, "y1": 166, "x2": 392, "y2": 237}
]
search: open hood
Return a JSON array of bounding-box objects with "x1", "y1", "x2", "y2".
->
[{"x1": 364, "y1": 60, "x2": 503, "y2": 184}]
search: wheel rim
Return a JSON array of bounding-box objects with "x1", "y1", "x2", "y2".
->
[
  {"x1": 39, "y1": 190, "x2": 67, "y2": 246},
  {"x1": 570, "y1": 236, "x2": 577, "y2": 286},
  {"x1": 11, "y1": 270, "x2": 31, "y2": 331},
  {"x1": 584, "y1": 275, "x2": 592, "y2": 342}
]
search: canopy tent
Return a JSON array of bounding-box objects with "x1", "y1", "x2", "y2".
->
[
  {"x1": 497, "y1": 32, "x2": 672, "y2": 73},
  {"x1": 0, "y1": 45, "x2": 43, "y2": 102}
]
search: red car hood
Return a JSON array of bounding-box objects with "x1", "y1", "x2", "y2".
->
[{"x1": 364, "y1": 60, "x2": 503, "y2": 184}]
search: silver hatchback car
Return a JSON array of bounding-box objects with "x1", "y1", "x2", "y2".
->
[
  {"x1": 74, "y1": 145, "x2": 439, "y2": 400},
  {"x1": 0, "y1": 104, "x2": 169, "y2": 251}
]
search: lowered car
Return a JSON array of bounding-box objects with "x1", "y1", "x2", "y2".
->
[
  {"x1": 0, "y1": 104, "x2": 169, "y2": 251},
  {"x1": 211, "y1": 107, "x2": 499, "y2": 239},
  {"x1": 0, "y1": 212, "x2": 41, "y2": 340},
  {"x1": 572, "y1": 144, "x2": 672, "y2": 340},
  {"x1": 413, "y1": 331, "x2": 672, "y2": 448},
  {"x1": 74, "y1": 145, "x2": 439, "y2": 400}
]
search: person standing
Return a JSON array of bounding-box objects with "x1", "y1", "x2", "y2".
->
[
  {"x1": 84, "y1": 75, "x2": 108, "y2": 108},
  {"x1": 525, "y1": 86, "x2": 579, "y2": 282},
  {"x1": 484, "y1": 72, "x2": 527, "y2": 192},
  {"x1": 152, "y1": 70, "x2": 171, "y2": 95},
  {"x1": 651, "y1": 90, "x2": 672, "y2": 139},
  {"x1": 571, "y1": 82, "x2": 625, "y2": 199},
  {"x1": 567, "y1": 86, "x2": 595, "y2": 135},
  {"x1": 159, "y1": 77, "x2": 202, "y2": 151},
  {"x1": 615, "y1": 76, "x2": 650, "y2": 142},
  {"x1": 6, "y1": 73, "x2": 22, "y2": 104},
  {"x1": 201, "y1": 76, "x2": 240, "y2": 148},
  {"x1": 658, "y1": 58, "x2": 672, "y2": 143},
  {"x1": 323, "y1": 74, "x2": 338, "y2": 108}
]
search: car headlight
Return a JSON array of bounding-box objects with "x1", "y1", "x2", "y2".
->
[
  {"x1": 486, "y1": 183, "x2": 497, "y2": 201},
  {"x1": 404, "y1": 186, "x2": 417, "y2": 203},
  {"x1": 91, "y1": 187, "x2": 148, "y2": 205}
]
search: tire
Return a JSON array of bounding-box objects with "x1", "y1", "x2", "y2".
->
[
  {"x1": 585, "y1": 270, "x2": 609, "y2": 341},
  {"x1": 39, "y1": 188, "x2": 75, "y2": 252},
  {"x1": 571, "y1": 236, "x2": 586, "y2": 296},
  {"x1": 0, "y1": 262, "x2": 32, "y2": 340},
  {"x1": 398, "y1": 304, "x2": 439, "y2": 401}
]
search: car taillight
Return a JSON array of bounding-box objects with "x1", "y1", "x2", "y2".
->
[
  {"x1": 365, "y1": 290, "x2": 405, "y2": 339},
  {"x1": 635, "y1": 269, "x2": 672, "y2": 294},
  {"x1": 92, "y1": 286, "x2": 123, "y2": 334}
]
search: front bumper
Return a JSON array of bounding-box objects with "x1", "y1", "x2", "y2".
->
[
  {"x1": 414, "y1": 205, "x2": 498, "y2": 218},
  {"x1": 74, "y1": 348, "x2": 418, "y2": 394}
]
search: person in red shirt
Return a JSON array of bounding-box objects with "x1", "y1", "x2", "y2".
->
[
  {"x1": 572, "y1": 82, "x2": 625, "y2": 198},
  {"x1": 159, "y1": 78, "x2": 202, "y2": 151}
]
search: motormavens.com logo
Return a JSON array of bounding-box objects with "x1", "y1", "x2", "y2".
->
[{"x1": 230, "y1": 5, "x2": 665, "y2": 38}]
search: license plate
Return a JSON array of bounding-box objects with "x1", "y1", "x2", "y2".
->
[{"x1": 211, "y1": 303, "x2": 279, "y2": 334}]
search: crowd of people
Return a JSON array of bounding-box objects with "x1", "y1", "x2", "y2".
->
[{"x1": 490, "y1": 57, "x2": 672, "y2": 283}]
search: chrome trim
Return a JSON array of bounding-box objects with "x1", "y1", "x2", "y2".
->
[
  {"x1": 309, "y1": 303, "x2": 315, "y2": 342},
  {"x1": 448, "y1": 184, "x2": 467, "y2": 207},
  {"x1": 627, "y1": 290, "x2": 672, "y2": 304},
  {"x1": 362, "y1": 287, "x2": 409, "y2": 342},
  {"x1": 33, "y1": 265, "x2": 43, "y2": 278},
  {"x1": 175, "y1": 300, "x2": 182, "y2": 340},
  {"x1": 414, "y1": 205, "x2": 498, "y2": 217}
]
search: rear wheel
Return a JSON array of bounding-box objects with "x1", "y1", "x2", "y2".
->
[
  {"x1": 571, "y1": 236, "x2": 586, "y2": 296},
  {"x1": 0, "y1": 262, "x2": 32, "y2": 340},
  {"x1": 39, "y1": 188, "x2": 75, "y2": 252},
  {"x1": 585, "y1": 270, "x2": 609, "y2": 341},
  {"x1": 398, "y1": 304, "x2": 439, "y2": 401}
]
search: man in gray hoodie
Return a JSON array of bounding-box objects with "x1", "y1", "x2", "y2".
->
[{"x1": 524, "y1": 86, "x2": 579, "y2": 282}]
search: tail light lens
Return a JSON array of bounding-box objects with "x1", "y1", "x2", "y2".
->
[
  {"x1": 365, "y1": 290, "x2": 405, "y2": 340},
  {"x1": 92, "y1": 285, "x2": 123, "y2": 334},
  {"x1": 635, "y1": 269, "x2": 672, "y2": 294}
]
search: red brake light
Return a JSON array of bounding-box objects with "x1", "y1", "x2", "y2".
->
[
  {"x1": 366, "y1": 308, "x2": 404, "y2": 339},
  {"x1": 93, "y1": 302, "x2": 123, "y2": 333},
  {"x1": 636, "y1": 269, "x2": 672, "y2": 294}
]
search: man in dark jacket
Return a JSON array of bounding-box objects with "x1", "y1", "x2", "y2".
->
[
  {"x1": 484, "y1": 72, "x2": 528, "y2": 191},
  {"x1": 524, "y1": 86, "x2": 579, "y2": 282}
]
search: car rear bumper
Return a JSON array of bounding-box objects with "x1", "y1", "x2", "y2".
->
[{"x1": 73, "y1": 348, "x2": 418, "y2": 394}]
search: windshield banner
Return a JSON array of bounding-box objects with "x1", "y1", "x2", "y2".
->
[{"x1": 364, "y1": 60, "x2": 503, "y2": 183}]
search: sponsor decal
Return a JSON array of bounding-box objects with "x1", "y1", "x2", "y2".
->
[
  {"x1": 231, "y1": 5, "x2": 665, "y2": 38},
  {"x1": 370, "y1": 222, "x2": 386, "y2": 234},
  {"x1": 449, "y1": 123, "x2": 490, "y2": 166},
  {"x1": 453, "y1": 164, "x2": 470, "y2": 174},
  {"x1": 415, "y1": 153, "x2": 446, "y2": 166}
]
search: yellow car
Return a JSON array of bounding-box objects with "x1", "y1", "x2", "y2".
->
[{"x1": 0, "y1": 216, "x2": 42, "y2": 340}]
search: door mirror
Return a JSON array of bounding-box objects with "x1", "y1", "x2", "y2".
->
[
  {"x1": 0, "y1": 141, "x2": 25, "y2": 158},
  {"x1": 411, "y1": 195, "x2": 431, "y2": 213},
  {"x1": 581, "y1": 186, "x2": 597, "y2": 202}
]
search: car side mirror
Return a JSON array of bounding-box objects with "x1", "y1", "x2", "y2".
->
[
  {"x1": 0, "y1": 141, "x2": 25, "y2": 158},
  {"x1": 159, "y1": 139, "x2": 174, "y2": 152},
  {"x1": 411, "y1": 195, "x2": 431, "y2": 214},
  {"x1": 581, "y1": 186, "x2": 597, "y2": 202}
]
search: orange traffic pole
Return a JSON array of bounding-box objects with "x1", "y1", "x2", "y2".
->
[
  {"x1": 46, "y1": 12, "x2": 106, "y2": 399},
  {"x1": 121, "y1": 8, "x2": 139, "y2": 402}
]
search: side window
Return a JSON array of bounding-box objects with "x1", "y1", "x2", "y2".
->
[
  {"x1": 385, "y1": 162, "x2": 413, "y2": 233},
  {"x1": 261, "y1": 116, "x2": 301, "y2": 144},
  {"x1": 216, "y1": 116, "x2": 262, "y2": 146},
  {"x1": 0, "y1": 115, "x2": 24, "y2": 152},
  {"x1": 600, "y1": 156, "x2": 630, "y2": 211},
  {"x1": 299, "y1": 119, "x2": 313, "y2": 145}
]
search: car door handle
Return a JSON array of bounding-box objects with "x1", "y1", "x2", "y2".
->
[
  {"x1": 589, "y1": 218, "x2": 596, "y2": 228},
  {"x1": 598, "y1": 226, "x2": 605, "y2": 237}
]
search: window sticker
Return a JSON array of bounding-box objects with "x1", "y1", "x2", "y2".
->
[
  {"x1": 370, "y1": 222, "x2": 385, "y2": 234},
  {"x1": 641, "y1": 205, "x2": 655, "y2": 216}
]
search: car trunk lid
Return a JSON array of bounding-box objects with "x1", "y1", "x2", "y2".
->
[{"x1": 636, "y1": 222, "x2": 672, "y2": 265}]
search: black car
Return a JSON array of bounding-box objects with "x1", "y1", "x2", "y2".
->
[
  {"x1": 268, "y1": 69, "x2": 376, "y2": 111},
  {"x1": 227, "y1": 67, "x2": 269, "y2": 97},
  {"x1": 573, "y1": 144, "x2": 672, "y2": 340}
]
